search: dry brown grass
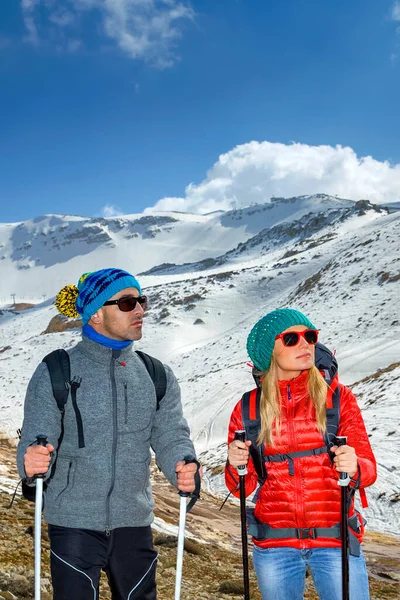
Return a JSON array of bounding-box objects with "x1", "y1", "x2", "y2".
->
[
  {"x1": 10, "y1": 303, "x2": 35, "y2": 311},
  {"x1": 351, "y1": 362, "x2": 400, "y2": 386}
]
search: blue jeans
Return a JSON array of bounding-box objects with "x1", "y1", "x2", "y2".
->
[{"x1": 252, "y1": 546, "x2": 369, "y2": 600}]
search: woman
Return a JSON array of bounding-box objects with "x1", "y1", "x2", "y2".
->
[{"x1": 225, "y1": 308, "x2": 376, "y2": 600}]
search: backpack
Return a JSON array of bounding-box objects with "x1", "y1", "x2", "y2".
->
[
  {"x1": 243, "y1": 342, "x2": 340, "y2": 484},
  {"x1": 20, "y1": 348, "x2": 167, "y2": 502}
]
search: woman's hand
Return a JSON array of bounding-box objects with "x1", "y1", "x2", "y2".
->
[
  {"x1": 331, "y1": 444, "x2": 358, "y2": 478},
  {"x1": 228, "y1": 439, "x2": 252, "y2": 468}
]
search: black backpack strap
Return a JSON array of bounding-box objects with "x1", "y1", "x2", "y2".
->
[
  {"x1": 264, "y1": 445, "x2": 329, "y2": 476},
  {"x1": 42, "y1": 349, "x2": 86, "y2": 449},
  {"x1": 42, "y1": 350, "x2": 71, "y2": 411},
  {"x1": 247, "y1": 508, "x2": 361, "y2": 557},
  {"x1": 314, "y1": 342, "x2": 341, "y2": 451},
  {"x1": 241, "y1": 388, "x2": 266, "y2": 485},
  {"x1": 325, "y1": 385, "x2": 340, "y2": 449},
  {"x1": 135, "y1": 351, "x2": 167, "y2": 410}
]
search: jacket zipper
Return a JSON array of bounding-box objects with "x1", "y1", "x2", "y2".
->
[
  {"x1": 105, "y1": 351, "x2": 120, "y2": 535},
  {"x1": 287, "y1": 383, "x2": 306, "y2": 547}
]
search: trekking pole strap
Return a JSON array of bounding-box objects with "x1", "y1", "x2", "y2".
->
[{"x1": 180, "y1": 457, "x2": 201, "y2": 513}]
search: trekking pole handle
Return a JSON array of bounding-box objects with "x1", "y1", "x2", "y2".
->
[
  {"x1": 234, "y1": 430, "x2": 248, "y2": 476},
  {"x1": 36, "y1": 435, "x2": 48, "y2": 480},
  {"x1": 335, "y1": 436, "x2": 351, "y2": 486},
  {"x1": 178, "y1": 457, "x2": 201, "y2": 512}
]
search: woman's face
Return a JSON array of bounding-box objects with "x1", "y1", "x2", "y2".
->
[{"x1": 273, "y1": 325, "x2": 316, "y2": 380}]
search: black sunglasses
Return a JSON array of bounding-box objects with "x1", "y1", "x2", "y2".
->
[
  {"x1": 103, "y1": 295, "x2": 147, "y2": 312},
  {"x1": 275, "y1": 329, "x2": 319, "y2": 347}
]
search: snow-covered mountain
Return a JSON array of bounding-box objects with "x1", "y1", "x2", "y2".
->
[
  {"x1": 0, "y1": 194, "x2": 365, "y2": 298},
  {"x1": 0, "y1": 194, "x2": 399, "y2": 536}
]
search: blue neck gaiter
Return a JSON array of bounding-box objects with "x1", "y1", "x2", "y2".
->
[{"x1": 82, "y1": 324, "x2": 133, "y2": 350}]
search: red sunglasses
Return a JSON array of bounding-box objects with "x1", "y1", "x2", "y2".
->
[
  {"x1": 103, "y1": 295, "x2": 147, "y2": 312},
  {"x1": 275, "y1": 329, "x2": 319, "y2": 347}
]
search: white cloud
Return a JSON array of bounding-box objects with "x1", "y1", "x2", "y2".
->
[
  {"x1": 392, "y1": 1, "x2": 400, "y2": 21},
  {"x1": 101, "y1": 204, "x2": 123, "y2": 217},
  {"x1": 100, "y1": 0, "x2": 194, "y2": 68},
  {"x1": 49, "y1": 8, "x2": 76, "y2": 27},
  {"x1": 20, "y1": 0, "x2": 194, "y2": 67},
  {"x1": 21, "y1": 0, "x2": 40, "y2": 45},
  {"x1": 149, "y1": 141, "x2": 400, "y2": 214},
  {"x1": 67, "y1": 39, "x2": 82, "y2": 52}
]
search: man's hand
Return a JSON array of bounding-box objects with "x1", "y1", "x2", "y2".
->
[
  {"x1": 228, "y1": 439, "x2": 252, "y2": 468},
  {"x1": 24, "y1": 443, "x2": 54, "y2": 478},
  {"x1": 331, "y1": 444, "x2": 358, "y2": 479},
  {"x1": 175, "y1": 461, "x2": 202, "y2": 493}
]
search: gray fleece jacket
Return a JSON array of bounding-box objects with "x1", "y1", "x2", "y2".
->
[{"x1": 17, "y1": 336, "x2": 196, "y2": 532}]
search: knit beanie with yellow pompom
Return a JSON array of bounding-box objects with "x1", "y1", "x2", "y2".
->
[{"x1": 55, "y1": 268, "x2": 142, "y2": 325}]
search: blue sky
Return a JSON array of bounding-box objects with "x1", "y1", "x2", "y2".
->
[{"x1": 1, "y1": 0, "x2": 400, "y2": 222}]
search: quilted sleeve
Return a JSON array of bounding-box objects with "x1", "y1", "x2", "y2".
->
[
  {"x1": 337, "y1": 384, "x2": 377, "y2": 489},
  {"x1": 224, "y1": 399, "x2": 259, "y2": 498}
]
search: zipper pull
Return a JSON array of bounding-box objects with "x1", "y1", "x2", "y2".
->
[
  {"x1": 105, "y1": 526, "x2": 111, "y2": 536},
  {"x1": 287, "y1": 384, "x2": 292, "y2": 400}
]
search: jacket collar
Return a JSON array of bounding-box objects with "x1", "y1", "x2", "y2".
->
[
  {"x1": 76, "y1": 335, "x2": 134, "y2": 365},
  {"x1": 278, "y1": 369, "x2": 309, "y2": 393}
]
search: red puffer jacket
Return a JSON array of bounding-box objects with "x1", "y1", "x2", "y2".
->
[{"x1": 225, "y1": 370, "x2": 377, "y2": 549}]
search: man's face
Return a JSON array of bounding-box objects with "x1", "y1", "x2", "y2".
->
[{"x1": 90, "y1": 287, "x2": 145, "y2": 341}]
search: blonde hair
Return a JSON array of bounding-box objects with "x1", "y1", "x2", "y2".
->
[{"x1": 257, "y1": 355, "x2": 328, "y2": 447}]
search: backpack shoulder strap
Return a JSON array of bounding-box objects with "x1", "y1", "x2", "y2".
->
[
  {"x1": 241, "y1": 388, "x2": 266, "y2": 484},
  {"x1": 325, "y1": 377, "x2": 340, "y2": 447},
  {"x1": 135, "y1": 350, "x2": 167, "y2": 410},
  {"x1": 314, "y1": 342, "x2": 341, "y2": 448},
  {"x1": 42, "y1": 349, "x2": 71, "y2": 412}
]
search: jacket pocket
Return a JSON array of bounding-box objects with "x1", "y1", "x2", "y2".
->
[
  {"x1": 112, "y1": 453, "x2": 154, "y2": 519},
  {"x1": 47, "y1": 456, "x2": 76, "y2": 505},
  {"x1": 124, "y1": 383, "x2": 128, "y2": 425},
  {"x1": 118, "y1": 382, "x2": 154, "y2": 433}
]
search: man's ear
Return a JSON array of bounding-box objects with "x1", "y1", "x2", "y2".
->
[{"x1": 90, "y1": 310, "x2": 102, "y2": 325}]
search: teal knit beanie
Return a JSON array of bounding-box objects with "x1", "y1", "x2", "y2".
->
[{"x1": 246, "y1": 308, "x2": 317, "y2": 372}]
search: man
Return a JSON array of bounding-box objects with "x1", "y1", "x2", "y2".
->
[{"x1": 17, "y1": 268, "x2": 200, "y2": 600}]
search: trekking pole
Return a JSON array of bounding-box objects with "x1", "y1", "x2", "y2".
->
[
  {"x1": 175, "y1": 490, "x2": 189, "y2": 600},
  {"x1": 235, "y1": 430, "x2": 250, "y2": 600},
  {"x1": 34, "y1": 434, "x2": 48, "y2": 600},
  {"x1": 174, "y1": 457, "x2": 201, "y2": 600},
  {"x1": 336, "y1": 436, "x2": 350, "y2": 600}
]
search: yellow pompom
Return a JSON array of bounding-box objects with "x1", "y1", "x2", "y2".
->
[{"x1": 55, "y1": 284, "x2": 80, "y2": 318}]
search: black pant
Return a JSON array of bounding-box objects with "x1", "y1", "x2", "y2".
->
[{"x1": 48, "y1": 524, "x2": 157, "y2": 600}]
